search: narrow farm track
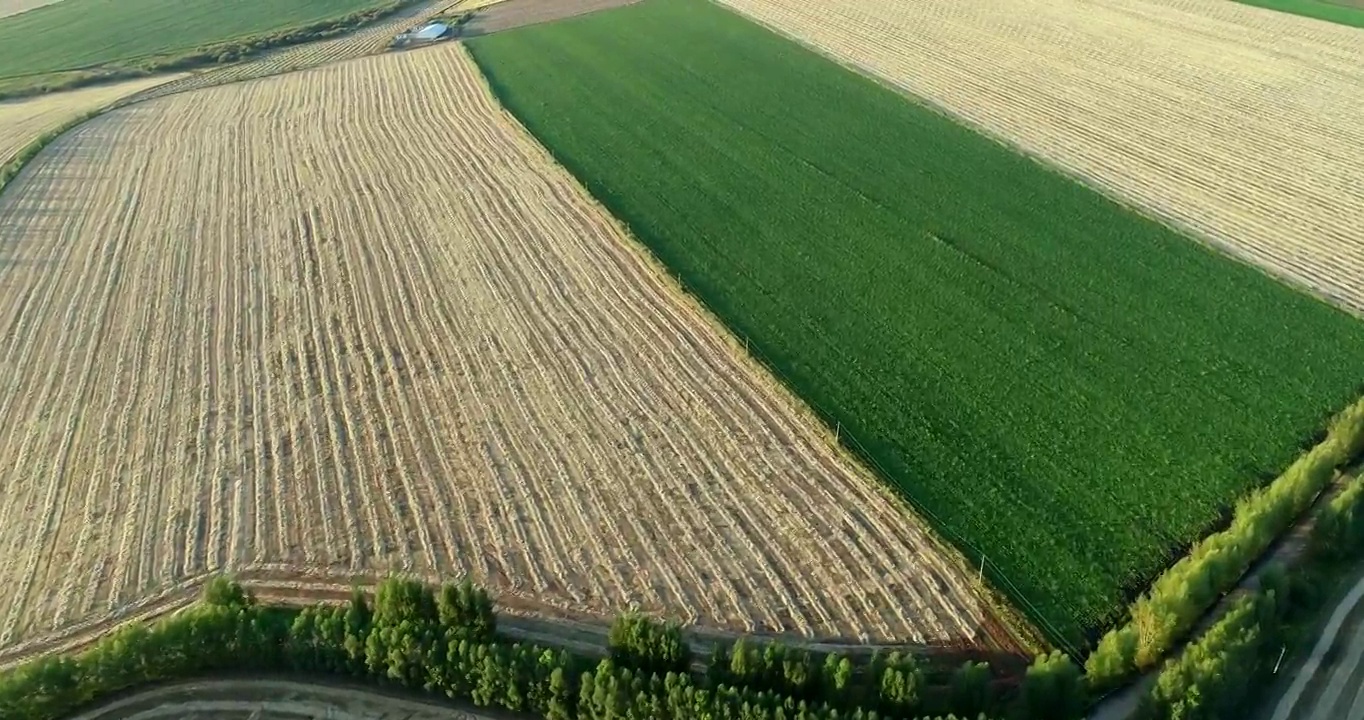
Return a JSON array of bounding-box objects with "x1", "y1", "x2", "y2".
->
[
  {"x1": 717, "y1": 0, "x2": 1364, "y2": 314},
  {"x1": 0, "y1": 44, "x2": 991, "y2": 659}
]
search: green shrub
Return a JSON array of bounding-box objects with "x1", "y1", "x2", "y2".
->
[
  {"x1": 1016, "y1": 651, "x2": 1085, "y2": 720},
  {"x1": 1087, "y1": 397, "x2": 1364, "y2": 690},
  {"x1": 1138, "y1": 591, "x2": 1280, "y2": 720},
  {"x1": 605, "y1": 612, "x2": 690, "y2": 675},
  {"x1": 0, "y1": 576, "x2": 1016, "y2": 720}
]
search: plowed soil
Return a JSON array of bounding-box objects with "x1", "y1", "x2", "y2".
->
[
  {"x1": 0, "y1": 43, "x2": 988, "y2": 659},
  {"x1": 717, "y1": 0, "x2": 1364, "y2": 314}
]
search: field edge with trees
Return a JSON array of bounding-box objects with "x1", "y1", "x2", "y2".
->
[
  {"x1": 464, "y1": 0, "x2": 1364, "y2": 655},
  {"x1": 0, "y1": 576, "x2": 1091, "y2": 720}
]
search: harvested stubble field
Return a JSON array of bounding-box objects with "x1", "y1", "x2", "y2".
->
[
  {"x1": 108, "y1": 0, "x2": 458, "y2": 107},
  {"x1": 0, "y1": 43, "x2": 991, "y2": 658},
  {"x1": 0, "y1": 75, "x2": 179, "y2": 165},
  {"x1": 466, "y1": 0, "x2": 1364, "y2": 647},
  {"x1": 718, "y1": 0, "x2": 1364, "y2": 314},
  {"x1": 1236, "y1": 0, "x2": 1364, "y2": 27}
]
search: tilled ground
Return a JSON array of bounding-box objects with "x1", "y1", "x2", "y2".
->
[{"x1": 0, "y1": 43, "x2": 993, "y2": 661}]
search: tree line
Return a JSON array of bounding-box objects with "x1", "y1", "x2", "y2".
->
[
  {"x1": 1086, "y1": 397, "x2": 1364, "y2": 691},
  {"x1": 0, "y1": 575, "x2": 1090, "y2": 720},
  {"x1": 1136, "y1": 464, "x2": 1364, "y2": 719}
]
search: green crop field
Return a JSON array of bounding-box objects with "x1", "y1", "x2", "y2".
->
[
  {"x1": 0, "y1": 0, "x2": 389, "y2": 78},
  {"x1": 1234, "y1": 0, "x2": 1364, "y2": 27},
  {"x1": 467, "y1": 0, "x2": 1364, "y2": 647}
]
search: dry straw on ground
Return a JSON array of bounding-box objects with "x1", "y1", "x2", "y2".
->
[
  {"x1": 0, "y1": 43, "x2": 986, "y2": 657},
  {"x1": 719, "y1": 0, "x2": 1364, "y2": 314},
  {"x1": 0, "y1": 75, "x2": 181, "y2": 165}
]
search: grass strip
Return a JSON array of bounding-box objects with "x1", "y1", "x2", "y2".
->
[
  {"x1": 1232, "y1": 0, "x2": 1364, "y2": 28},
  {"x1": 0, "y1": 0, "x2": 424, "y2": 100}
]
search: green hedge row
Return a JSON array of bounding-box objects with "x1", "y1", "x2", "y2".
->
[
  {"x1": 1136, "y1": 465, "x2": 1364, "y2": 718},
  {"x1": 0, "y1": 0, "x2": 423, "y2": 101},
  {"x1": 1086, "y1": 397, "x2": 1364, "y2": 689},
  {"x1": 0, "y1": 576, "x2": 1090, "y2": 720}
]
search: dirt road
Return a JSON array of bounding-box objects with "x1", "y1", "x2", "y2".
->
[
  {"x1": 0, "y1": 42, "x2": 991, "y2": 661},
  {"x1": 460, "y1": 0, "x2": 639, "y2": 36},
  {"x1": 69, "y1": 678, "x2": 496, "y2": 720},
  {"x1": 1266, "y1": 566, "x2": 1364, "y2": 720}
]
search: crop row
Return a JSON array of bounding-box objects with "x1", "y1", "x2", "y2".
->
[{"x1": 466, "y1": 0, "x2": 1364, "y2": 647}]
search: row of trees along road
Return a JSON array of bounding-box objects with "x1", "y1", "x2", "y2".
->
[{"x1": 0, "y1": 576, "x2": 1088, "y2": 720}]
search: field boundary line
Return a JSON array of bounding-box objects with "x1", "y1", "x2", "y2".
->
[
  {"x1": 701, "y1": 0, "x2": 1364, "y2": 320},
  {"x1": 465, "y1": 30, "x2": 1056, "y2": 659},
  {"x1": 0, "y1": 568, "x2": 1011, "y2": 671},
  {"x1": 701, "y1": 0, "x2": 1364, "y2": 656}
]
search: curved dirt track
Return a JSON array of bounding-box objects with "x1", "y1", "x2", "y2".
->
[
  {"x1": 69, "y1": 678, "x2": 493, "y2": 720},
  {"x1": 718, "y1": 0, "x2": 1364, "y2": 314},
  {"x1": 0, "y1": 42, "x2": 989, "y2": 660}
]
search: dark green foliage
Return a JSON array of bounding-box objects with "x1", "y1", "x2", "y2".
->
[
  {"x1": 1139, "y1": 592, "x2": 1281, "y2": 720},
  {"x1": 1017, "y1": 651, "x2": 1085, "y2": 720},
  {"x1": 877, "y1": 651, "x2": 926, "y2": 715},
  {"x1": 0, "y1": 575, "x2": 1015, "y2": 720},
  {"x1": 465, "y1": 0, "x2": 1364, "y2": 647},
  {"x1": 951, "y1": 661, "x2": 993, "y2": 717},
  {"x1": 436, "y1": 580, "x2": 497, "y2": 642},
  {"x1": 606, "y1": 612, "x2": 690, "y2": 675},
  {"x1": 1313, "y1": 473, "x2": 1364, "y2": 560}
]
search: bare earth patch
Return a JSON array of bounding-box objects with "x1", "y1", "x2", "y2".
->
[
  {"x1": 0, "y1": 74, "x2": 181, "y2": 165},
  {"x1": 460, "y1": 0, "x2": 640, "y2": 36},
  {"x1": 0, "y1": 43, "x2": 990, "y2": 661},
  {"x1": 717, "y1": 0, "x2": 1364, "y2": 314}
]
